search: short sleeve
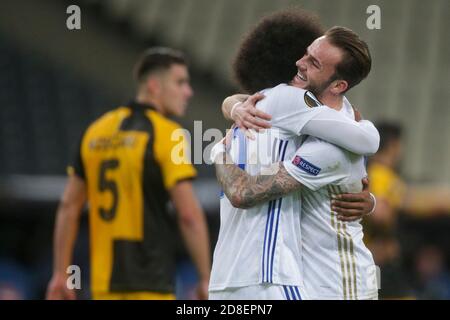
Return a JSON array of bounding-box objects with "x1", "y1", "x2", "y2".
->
[
  {"x1": 154, "y1": 121, "x2": 197, "y2": 190},
  {"x1": 67, "y1": 132, "x2": 86, "y2": 179},
  {"x1": 258, "y1": 84, "x2": 324, "y2": 136},
  {"x1": 283, "y1": 137, "x2": 350, "y2": 191}
]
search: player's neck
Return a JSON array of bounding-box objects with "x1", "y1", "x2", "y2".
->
[
  {"x1": 319, "y1": 93, "x2": 343, "y2": 111},
  {"x1": 135, "y1": 93, "x2": 166, "y2": 116}
]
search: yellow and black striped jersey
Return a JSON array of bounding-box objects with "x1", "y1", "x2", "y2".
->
[{"x1": 68, "y1": 101, "x2": 196, "y2": 294}]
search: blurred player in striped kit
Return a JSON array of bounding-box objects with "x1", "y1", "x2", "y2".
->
[{"x1": 46, "y1": 48, "x2": 210, "y2": 300}]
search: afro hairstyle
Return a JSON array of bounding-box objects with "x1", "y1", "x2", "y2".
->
[{"x1": 233, "y1": 8, "x2": 324, "y2": 93}]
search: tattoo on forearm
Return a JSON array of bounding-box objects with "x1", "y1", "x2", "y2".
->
[{"x1": 215, "y1": 153, "x2": 301, "y2": 208}]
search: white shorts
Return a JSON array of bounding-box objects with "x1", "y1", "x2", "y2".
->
[{"x1": 209, "y1": 284, "x2": 304, "y2": 300}]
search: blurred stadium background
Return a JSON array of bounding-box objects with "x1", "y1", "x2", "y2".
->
[{"x1": 0, "y1": 0, "x2": 449, "y2": 299}]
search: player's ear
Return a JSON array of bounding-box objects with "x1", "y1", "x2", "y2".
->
[
  {"x1": 331, "y1": 79, "x2": 348, "y2": 95},
  {"x1": 146, "y1": 76, "x2": 162, "y2": 96}
]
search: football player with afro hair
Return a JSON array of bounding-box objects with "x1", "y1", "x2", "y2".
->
[{"x1": 233, "y1": 9, "x2": 324, "y2": 94}]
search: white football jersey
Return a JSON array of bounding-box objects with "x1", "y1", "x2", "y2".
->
[
  {"x1": 209, "y1": 84, "x2": 321, "y2": 292},
  {"x1": 284, "y1": 101, "x2": 378, "y2": 300},
  {"x1": 209, "y1": 84, "x2": 379, "y2": 297}
]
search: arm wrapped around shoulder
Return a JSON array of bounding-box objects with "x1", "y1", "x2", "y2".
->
[{"x1": 302, "y1": 108, "x2": 380, "y2": 156}]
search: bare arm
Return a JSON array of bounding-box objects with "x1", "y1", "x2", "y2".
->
[
  {"x1": 222, "y1": 94, "x2": 250, "y2": 120},
  {"x1": 215, "y1": 151, "x2": 301, "y2": 209},
  {"x1": 222, "y1": 93, "x2": 272, "y2": 137},
  {"x1": 170, "y1": 181, "x2": 211, "y2": 300},
  {"x1": 46, "y1": 175, "x2": 86, "y2": 300},
  {"x1": 224, "y1": 92, "x2": 379, "y2": 155},
  {"x1": 214, "y1": 147, "x2": 375, "y2": 219}
]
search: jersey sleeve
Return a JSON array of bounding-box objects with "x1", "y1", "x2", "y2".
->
[
  {"x1": 67, "y1": 132, "x2": 86, "y2": 179},
  {"x1": 155, "y1": 122, "x2": 197, "y2": 190},
  {"x1": 259, "y1": 84, "x2": 324, "y2": 135},
  {"x1": 300, "y1": 109, "x2": 380, "y2": 155},
  {"x1": 283, "y1": 138, "x2": 350, "y2": 191}
]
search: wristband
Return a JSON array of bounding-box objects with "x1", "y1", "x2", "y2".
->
[{"x1": 369, "y1": 193, "x2": 377, "y2": 214}]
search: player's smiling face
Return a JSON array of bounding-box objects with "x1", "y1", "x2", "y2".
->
[{"x1": 291, "y1": 36, "x2": 343, "y2": 98}]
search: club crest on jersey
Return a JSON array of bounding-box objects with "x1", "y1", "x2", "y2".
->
[
  {"x1": 304, "y1": 91, "x2": 321, "y2": 108},
  {"x1": 292, "y1": 155, "x2": 321, "y2": 176}
]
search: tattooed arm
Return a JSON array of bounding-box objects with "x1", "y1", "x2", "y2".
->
[
  {"x1": 214, "y1": 149, "x2": 375, "y2": 221},
  {"x1": 215, "y1": 151, "x2": 301, "y2": 209}
]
